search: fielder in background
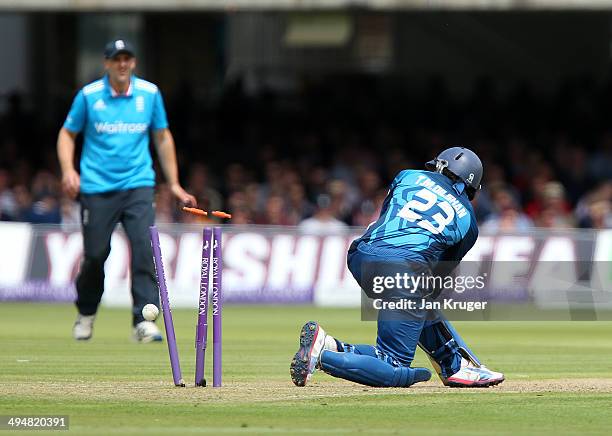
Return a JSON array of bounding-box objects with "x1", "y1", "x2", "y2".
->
[
  {"x1": 57, "y1": 39, "x2": 196, "y2": 342},
  {"x1": 291, "y1": 147, "x2": 505, "y2": 388}
]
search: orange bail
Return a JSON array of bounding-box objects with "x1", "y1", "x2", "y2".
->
[{"x1": 182, "y1": 206, "x2": 232, "y2": 219}]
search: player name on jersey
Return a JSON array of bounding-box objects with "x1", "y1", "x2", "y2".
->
[{"x1": 414, "y1": 174, "x2": 468, "y2": 219}]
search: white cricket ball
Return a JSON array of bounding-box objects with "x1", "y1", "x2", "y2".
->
[{"x1": 142, "y1": 304, "x2": 159, "y2": 321}]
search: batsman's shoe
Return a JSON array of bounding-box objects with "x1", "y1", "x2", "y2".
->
[
  {"x1": 73, "y1": 314, "x2": 95, "y2": 341},
  {"x1": 291, "y1": 321, "x2": 327, "y2": 387},
  {"x1": 132, "y1": 321, "x2": 163, "y2": 343},
  {"x1": 446, "y1": 361, "x2": 504, "y2": 388}
]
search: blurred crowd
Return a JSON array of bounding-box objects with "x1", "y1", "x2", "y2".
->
[{"x1": 0, "y1": 74, "x2": 611, "y2": 231}]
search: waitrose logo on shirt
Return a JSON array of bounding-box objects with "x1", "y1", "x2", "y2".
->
[{"x1": 94, "y1": 121, "x2": 148, "y2": 134}]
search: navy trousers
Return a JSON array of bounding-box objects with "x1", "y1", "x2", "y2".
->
[{"x1": 75, "y1": 187, "x2": 159, "y2": 326}]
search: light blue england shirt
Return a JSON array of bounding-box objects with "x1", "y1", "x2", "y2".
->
[{"x1": 63, "y1": 75, "x2": 168, "y2": 193}]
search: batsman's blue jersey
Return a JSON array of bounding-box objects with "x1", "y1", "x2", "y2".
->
[
  {"x1": 353, "y1": 170, "x2": 478, "y2": 268},
  {"x1": 63, "y1": 75, "x2": 169, "y2": 194}
]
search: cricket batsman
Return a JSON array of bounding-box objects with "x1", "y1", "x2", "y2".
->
[{"x1": 290, "y1": 147, "x2": 505, "y2": 388}]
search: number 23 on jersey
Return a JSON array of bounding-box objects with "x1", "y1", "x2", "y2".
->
[{"x1": 397, "y1": 188, "x2": 455, "y2": 235}]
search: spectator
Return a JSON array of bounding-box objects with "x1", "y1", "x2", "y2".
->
[
  {"x1": 285, "y1": 182, "x2": 315, "y2": 224},
  {"x1": 576, "y1": 182, "x2": 612, "y2": 228},
  {"x1": 525, "y1": 178, "x2": 571, "y2": 220},
  {"x1": 243, "y1": 183, "x2": 264, "y2": 218},
  {"x1": 534, "y1": 182, "x2": 575, "y2": 228},
  {"x1": 12, "y1": 184, "x2": 32, "y2": 221},
  {"x1": 585, "y1": 200, "x2": 612, "y2": 229},
  {"x1": 481, "y1": 187, "x2": 533, "y2": 233},
  {"x1": 1, "y1": 73, "x2": 612, "y2": 230},
  {"x1": 299, "y1": 194, "x2": 348, "y2": 235},
  {"x1": 22, "y1": 193, "x2": 61, "y2": 224},
  {"x1": 255, "y1": 194, "x2": 294, "y2": 226},
  {"x1": 226, "y1": 191, "x2": 253, "y2": 225},
  {"x1": 327, "y1": 179, "x2": 354, "y2": 224}
]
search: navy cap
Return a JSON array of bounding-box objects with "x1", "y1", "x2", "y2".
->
[{"x1": 104, "y1": 39, "x2": 135, "y2": 59}]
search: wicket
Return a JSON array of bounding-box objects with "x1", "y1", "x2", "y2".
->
[
  {"x1": 149, "y1": 226, "x2": 185, "y2": 387},
  {"x1": 194, "y1": 228, "x2": 211, "y2": 387},
  {"x1": 211, "y1": 227, "x2": 223, "y2": 387},
  {"x1": 149, "y1": 225, "x2": 223, "y2": 388}
]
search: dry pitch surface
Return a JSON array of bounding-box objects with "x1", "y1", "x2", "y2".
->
[
  {"x1": 1, "y1": 304, "x2": 612, "y2": 435},
  {"x1": 3, "y1": 379, "x2": 612, "y2": 403}
]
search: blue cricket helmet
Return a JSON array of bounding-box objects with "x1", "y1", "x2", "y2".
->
[{"x1": 425, "y1": 147, "x2": 483, "y2": 200}]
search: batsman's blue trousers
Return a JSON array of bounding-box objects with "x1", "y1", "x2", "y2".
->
[{"x1": 347, "y1": 242, "x2": 467, "y2": 376}]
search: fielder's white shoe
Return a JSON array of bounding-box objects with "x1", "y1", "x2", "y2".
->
[
  {"x1": 73, "y1": 314, "x2": 95, "y2": 341},
  {"x1": 445, "y1": 359, "x2": 505, "y2": 388},
  {"x1": 290, "y1": 321, "x2": 333, "y2": 386},
  {"x1": 132, "y1": 321, "x2": 163, "y2": 343}
]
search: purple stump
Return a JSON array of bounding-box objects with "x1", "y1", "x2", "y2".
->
[
  {"x1": 195, "y1": 227, "x2": 212, "y2": 387},
  {"x1": 212, "y1": 227, "x2": 223, "y2": 387},
  {"x1": 149, "y1": 226, "x2": 185, "y2": 387}
]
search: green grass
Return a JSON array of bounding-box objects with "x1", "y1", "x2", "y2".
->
[{"x1": 1, "y1": 303, "x2": 612, "y2": 435}]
